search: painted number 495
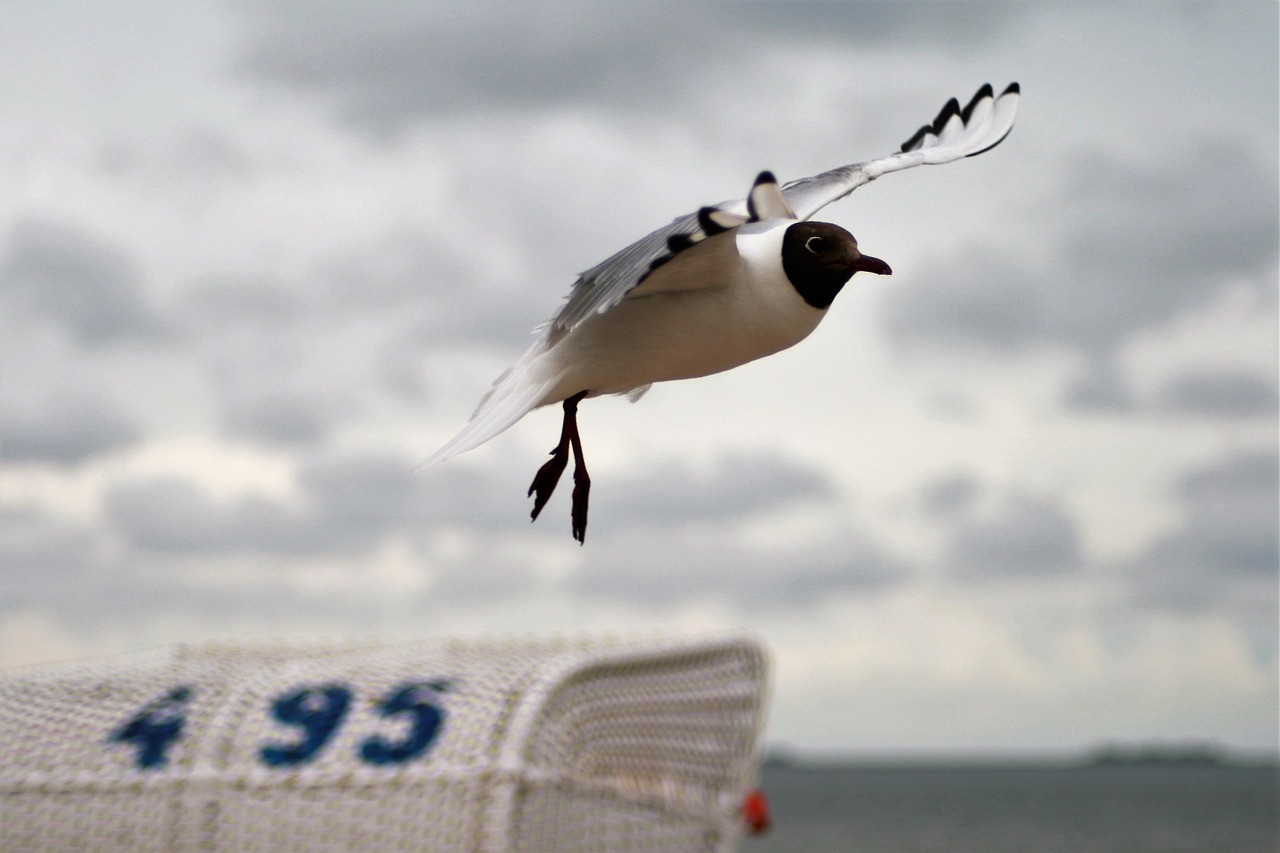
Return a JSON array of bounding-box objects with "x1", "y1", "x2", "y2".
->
[{"x1": 109, "y1": 680, "x2": 450, "y2": 770}]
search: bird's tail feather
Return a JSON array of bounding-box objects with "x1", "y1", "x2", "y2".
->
[{"x1": 415, "y1": 344, "x2": 565, "y2": 470}]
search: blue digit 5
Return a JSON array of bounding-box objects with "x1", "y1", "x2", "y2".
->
[
  {"x1": 109, "y1": 686, "x2": 194, "y2": 770},
  {"x1": 360, "y1": 681, "x2": 447, "y2": 766},
  {"x1": 260, "y1": 684, "x2": 352, "y2": 767}
]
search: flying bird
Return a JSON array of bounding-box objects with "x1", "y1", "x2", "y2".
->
[{"x1": 422, "y1": 82, "x2": 1021, "y2": 543}]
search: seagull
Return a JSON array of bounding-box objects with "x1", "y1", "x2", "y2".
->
[{"x1": 421, "y1": 82, "x2": 1020, "y2": 543}]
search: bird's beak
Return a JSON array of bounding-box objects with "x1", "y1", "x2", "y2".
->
[{"x1": 848, "y1": 253, "x2": 892, "y2": 276}]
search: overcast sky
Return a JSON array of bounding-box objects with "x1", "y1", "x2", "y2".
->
[{"x1": 1, "y1": 1, "x2": 1276, "y2": 758}]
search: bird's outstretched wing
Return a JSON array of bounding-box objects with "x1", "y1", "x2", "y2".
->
[
  {"x1": 545, "y1": 82, "x2": 1019, "y2": 346},
  {"x1": 781, "y1": 82, "x2": 1020, "y2": 220},
  {"x1": 418, "y1": 83, "x2": 1020, "y2": 470}
]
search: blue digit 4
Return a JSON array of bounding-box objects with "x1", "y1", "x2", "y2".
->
[
  {"x1": 109, "y1": 686, "x2": 194, "y2": 770},
  {"x1": 260, "y1": 684, "x2": 352, "y2": 767},
  {"x1": 360, "y1": 681, "x2": 448, "y2": 766}
]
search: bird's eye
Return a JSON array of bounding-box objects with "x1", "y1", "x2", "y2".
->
[{"x1": 804, "y1": 236, "x2": 824, "y2": 254}]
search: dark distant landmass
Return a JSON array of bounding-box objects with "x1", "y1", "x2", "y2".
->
[
  {"x1": 763, "y1": 741, "x2": 1277, "y2": 770},
  {"x1": 1086, "y1": 742, "x2": 1229, "y2": 767}
]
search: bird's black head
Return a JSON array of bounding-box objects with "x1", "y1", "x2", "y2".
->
[{"x1": 781, "y1": 221, "x2": 892, "y2": 309}]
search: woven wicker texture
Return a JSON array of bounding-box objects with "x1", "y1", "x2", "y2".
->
[{"x1": 0, "y1": 635, "x2": 768, "y2": 852}]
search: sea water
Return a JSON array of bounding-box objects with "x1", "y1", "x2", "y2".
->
[{"x1": 746, "y1": 763, "x2": 1278, "y2": 853}]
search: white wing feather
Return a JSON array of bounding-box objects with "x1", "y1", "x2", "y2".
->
[{"x1": 415, "y1": 343, "x2": 565, "y2": 469}]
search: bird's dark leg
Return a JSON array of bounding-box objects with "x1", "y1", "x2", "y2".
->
[
  {"x1": 569, "y1": 404, "x2": 590, "y2": 544},
  {"x1": 528, "y1": 391, "x2": 590, "y2": 541},
  {"x1": 528, "y1": 403, "x2": 573, "y2": 522}
]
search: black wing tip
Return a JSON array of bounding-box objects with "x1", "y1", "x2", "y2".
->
[
  {"x1": 748, "y1": 171, "x2": 779, "y2": 220},
  {"x1": 931, "y1": 97, "x2": 961, "y2": 135},
  {"x1": 901, "y1": 82, "x2": 1020, "y2": 153},
  {"x1": 697, "y1": 206, "x2": 728, "y2": 236},
  {"x1": 666, "y1": 234, "x2": 697, "y2": 253},
  {"x1": 961, "y1": 82, "x2": 994, "y2": 123},
  {"x1": 901, "y1": 124, "x2": 931, "y2": 153}
]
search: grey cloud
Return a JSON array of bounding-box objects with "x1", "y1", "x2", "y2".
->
[
  {"x1": 234, "y1": 1, "x2": 1016, "y2": 131},
  {"x1": 946, "y1": 492, "x2": 1082, "y2": 578},
  {"x1": 427, "y1": 547, "x2": 540, "y2": 604},
  {"x1": 103, "y1": 450, "x2": 520, "y2": 558},
  {"x1": 594, "y1": 451, "x2": 837, "y2": 529},
  {"x1": 105, "y1": 477, "x2": 331, "y2": 556},
  {"x1": 918, "y1": 471, "x2": 982, "y2": 520},
  {"x1": 0, "y1": 503, "x2": 396, "y2": 635},
  {"x1": 0, "y1": 219, "x2": 526, "y2": 463},
  {"x1": 0, "y1": 219, "x2": 158, "y2": 347},
  {"x1": 103, "y1": 571, "x2": 397, "y2": 631},
  {"x1": 557, "y1": 450, "x2": 899, "y2": 608},
  {"x1": 0, "y1": 393, "x2": 140, "y2": 465},
  {"x1": 885, "y1": 252, "x2": 1044, "y2": 352},
  {"x1": 1130, "y1": 448, "x2": 1279, "y2": 611},
  {"x1": 740, "y1": 3, "x2": 1017, "y2": 46},
  {"x1": 1156, "y1": 370, "x2": 1278, "y2": 418},
  {"x1": 0, "y1": 507, "x2": 99, "y2": 611},
  {"x1": 171, "y1": 233, "x2": 548, "y2": 437},
  {"x1": 175, "y1": 235, "x2": 492, "y2": 335},
  {"x1": 1179, "y1": 449, "x2": 1278, "y2": 504},
  {"x1": 222, "y1": 394, "x2": 337, "y2": 445},
  {"x1": 1166, "y1": 449, "x2": 1278, "y2": 578},
  {"x1": 299, "y1": 453, "x2": 429, "y2": 534},
  {"x1": 1064, "y1": 354, "x2": 1134, "y2": 411},
  {"x1": 97, "y1": 127, "x2": 255, "y2": 183},
  {"x1": 171, "y1": 279, "x2": 364, "y2": 448},
  {"x1": 1062, "y1": 141, "x2": 1278, "y2": 293},
  {"x1": 885, "y1": 141, "x2": 1279, "y2": 374},
  {"x1": 2, "y1": 476, "x2": 542, "y2": 640},
  {"x1": 568, "y1": 526, "x2": 904, "y2": 609},
  {"x1": 93, "y1": 443, "x2": 872, "y2": 613},
  {"x1": 317, "y1": 233, "x2": 546, "y2": 349},
  {"x1": 180, "y1": 275, "x2": 305, "y2": 329},
  {"x1": 240, "y1": 5, "x2": 693, "y2": 126}
]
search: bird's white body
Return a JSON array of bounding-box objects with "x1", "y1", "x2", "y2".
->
[
  {"x1": 541, "y1": 221, "x2": 814, "y2": 402},
  {"x1": 421, "y1": 82, "x2": 1021, "y2": 471}
]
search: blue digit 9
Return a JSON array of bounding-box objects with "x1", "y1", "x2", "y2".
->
[
  {"x1": 109, "y1": 686, "x2": 194, "y2": 770},
  {"x1": 260, "y1": 684, "x2": 352, "y2": 767},
  {"x1": 359, "y1": 681, "x2": 448, "y2": 766}
]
